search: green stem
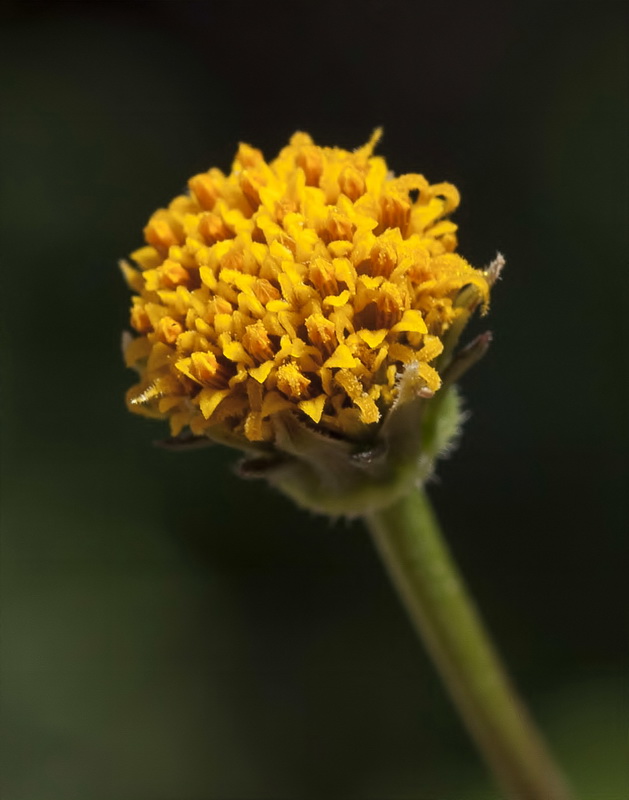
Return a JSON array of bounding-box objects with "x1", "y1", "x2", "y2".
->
[{"x1": 366, "y1": 487, "x2": 574, "y2": 800}]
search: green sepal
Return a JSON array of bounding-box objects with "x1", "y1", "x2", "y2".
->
[{"x1": 236, "y1": 381, "x2": 463, "y2": 517}]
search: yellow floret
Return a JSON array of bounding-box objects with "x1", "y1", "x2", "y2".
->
[{"x1": 124, "y1": 131, "x2": 490, "y2": 442}]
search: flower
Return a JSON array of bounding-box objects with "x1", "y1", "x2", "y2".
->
[{"x1": 122, "y1": 131, "x2": 498, "y2": 513}]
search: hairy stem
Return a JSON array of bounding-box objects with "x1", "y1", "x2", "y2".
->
[{"x1": 366, "y1": 487, "x2": 574, "y2": 800}]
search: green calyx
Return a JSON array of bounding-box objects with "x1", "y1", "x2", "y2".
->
[{"x1": 237, "y1": 378, "x2": 463, "y2": 517}]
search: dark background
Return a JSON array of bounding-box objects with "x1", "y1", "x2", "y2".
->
[{"x1": 0, "y1": 1, "x2": 626, "y2": 798}]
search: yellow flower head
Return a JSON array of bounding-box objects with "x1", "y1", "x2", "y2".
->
[{"x1": 123, "y1": 131, "x2": 491, "y2": 454}]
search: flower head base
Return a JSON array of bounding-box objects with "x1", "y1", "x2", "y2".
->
[{"x1": 123, "y1": 132, "x2": 496, "y2": 513}]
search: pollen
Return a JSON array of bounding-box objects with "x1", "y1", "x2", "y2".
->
[{"x1": 123, "y1": 132, "x2": 490, "y2": 442}]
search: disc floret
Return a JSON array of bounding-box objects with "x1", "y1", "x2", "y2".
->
[{"x1": 124, "y1": 131, "x2": 489, "y2": 447}]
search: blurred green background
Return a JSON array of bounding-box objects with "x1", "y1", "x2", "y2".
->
[{"x1": 0, "y1": 1, "x2": 626, "y2": 798}]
